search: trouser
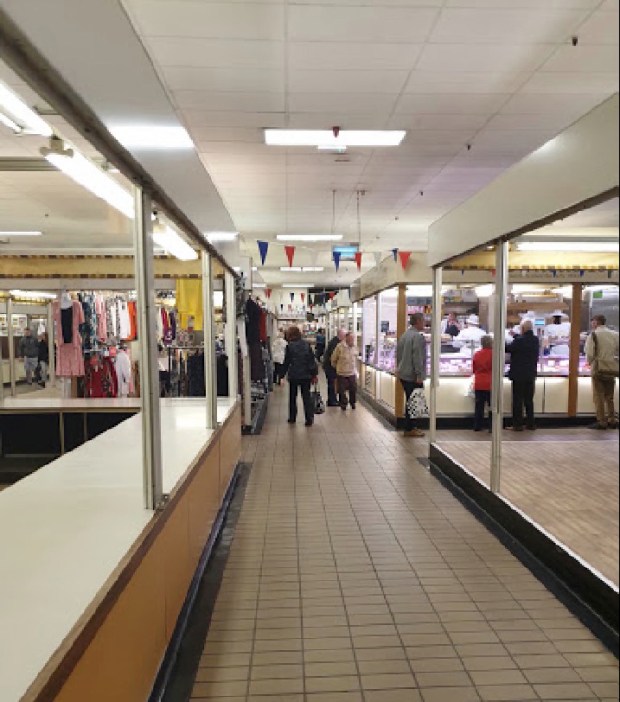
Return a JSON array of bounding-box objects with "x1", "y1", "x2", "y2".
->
[
  {"x1": 274, "y1": 362, "x2": 284, "y2": 384},
  {"x1": 592, "y1": 374, "x2": 617, "y2": 425},
  {"x1": 315, "y1": 347, "x2": 325, "y2": 362},
  {"x1": 474, "y1": 390, "x2": 491, "y2": 431},
  {"x1": 338, "y1": 375, "x2": 357, "y2": 409},
  {"x1": 24, "y1": 356, "x2": 38, "y2": 385},
  {"x1": 39, "y1": 361, "x2": 48, "y2": 385},
  {"x1": 512, "y1": 379, "x2": 536, "y2": 429},
  {"x1": 401, "y1": 379, "x2": 423, "y2": 432},
  {"x1": 325, "y1": 367, "x2": 338, "y2": 405},
  {"x1": 289, "y1": 380, "x2": 314, "y2": 423}
]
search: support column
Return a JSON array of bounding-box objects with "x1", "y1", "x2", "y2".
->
[
  {"x1": 567, "y1": 283, "x2": 583, "y2": 417},
  {"x1": 7, "y1": 297, "x2": 16, "y2": 397},
  {"x1": 225, "y1": 271, "x2": 238, "y2": 398},
  {"x1": 430, "y1": 267, "x2": 443, "y2": 444},
  {"x1": 201, "y1": 252, "x2": 218, "y2": 429},
  {"x1": 0, "y1": 302, "x2": 4, "y2": 403},
  {"x1": 395, "y1": 284, "x2": 407, "y2": 422},
  {"x1": 132, "y1": 186, "x2": 163, "y2": 510},
  {"x1": 47, "y1": 302, "x2": 56, "y2": 387},
  {"x1": 491, "y1": 242, "x2": 509, "y2": 493}
]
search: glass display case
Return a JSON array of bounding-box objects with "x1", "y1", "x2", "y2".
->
[
  {"x1": 362, "y1": 295, "x2": 377, "y2": 365},
  {"x1": 377, "y1": 289, "x2": 398, "y2": 372}
]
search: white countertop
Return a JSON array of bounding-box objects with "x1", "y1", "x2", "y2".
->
[
  {"x1": 0, "y1": 397, "x2": 142, "y2": 412},
  {"x1": 0, "y1": 397, "x2": 237, "y2": 702}
]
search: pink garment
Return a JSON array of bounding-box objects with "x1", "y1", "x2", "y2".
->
[
  {"x1": 53, "y1": 300, "x2": 85, "y2": 378},
  {"x1": 96, "y1": 295, "x2": 107, "y2": 341}
]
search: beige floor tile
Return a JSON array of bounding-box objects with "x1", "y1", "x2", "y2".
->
[
  {"x1": 305, "y1": 648, "x2": 356, "y2": 664},
  {"x1": 192, "y1": 680, "x2": 248, "y2": 697},
  {"x1": 522, "y1": 667, "x2": 582, "y2": 684},
  {"x1": 416, "y1": 671, "x2": 473, "y2": 687},
  {"x1": 194, "y1": 666, "x2": 249, "y2": 683},
  {"x1": 364, "y1": 690, "x2": 423, "y2": 702},
  {"x1": 421, "y1": 687, "x2": 481, "y2": 702},
  {"x1": 305, "y1": 662, "x2": 358, "y2": 677},
  {"x1": 304, "y1": 675, "x2": 360, "y2": 693},
  {"x1": 575, "y1": 665, "x2": 619, "y2": 682},
  {"x1": 305, "y1": 694, "x2": 363, "y2": 702},
  {"x1": 248, "y1": 677, "x2": 304, "y2": 696},
  {"x1": 468, "y1": 669, "x2": 527, "y2": 686},
  {"x1": 476, "y1": 684, "x2": 538, "y2": 700},
  {"x1": 250, "y1": 664, "x2": 304, "y2": 680},
  {"x1": 533, "y1": 682, "x2": 597, "y2": 699},
  {"x1": 410, "y1": 658, "x2": 465, "y2": 674}
]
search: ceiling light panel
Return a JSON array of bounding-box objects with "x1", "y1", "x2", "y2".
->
[
  {"x1": 265, "y1": 129, "x2": 406, "y2": 148},
  {"x1": 0, "y1": 81, "x2": 53, "y2": 137},
  {"x1": 153, "y1": 225, "x2": 198, "y2": 261},
  {"x1": 109, "y1": 125, "x2": 194, "y2": 149},
  {"x1": 282, "y1": 284, "x2": 314, "y2": 288},
  {"x1": 0, "y1": 231, "x2": 43, "y2": 237},
  {"x1": 277, "y1": 234, "x2": 343, "y2": 242},
  {"x1": 205, "y1": 231, "x2": 238, "y2": 242},
  {"x1": 280, "y1": 267, "x2": 325, "y2": 272}
]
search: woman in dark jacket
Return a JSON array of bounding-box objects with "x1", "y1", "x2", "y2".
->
[{"x1": 282, "y1": 326, "x2": 318, "y2": 426}]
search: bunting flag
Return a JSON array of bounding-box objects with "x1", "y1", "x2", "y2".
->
[
  {"x1": 333, "y1": 251, "x2": 342, "y2": 272},
  {"x1": 579, "y1": 270, "x2": 585, "y2": 278},
  {"x1": 399, "y1": 251, "x2": 412, "y2": 270},
  {"x1": 288, "y1": 304, "x2": 293, "y2": 312},
  {"x1": 301, "y1": 293, "x2": 306, "y2": 303},
  {"x1": 329, "y1": 291, "x2": 336, "y2": 300},
  {"x1": 257, "y1": 240, "x2": 269, "y2": 266},
  {"x1": 265, "y1": 288, "x2": 272, "y2": 299},
  {"x1": 392, "y1": 248, "x2": 399, "y2": 262},
  {"x1": 354, "y1": 251, "x2": 363, "y2": 271},
  {"x1": 290, "y1": 292, "x2": 295, "y2": 302},
  {"x1": 491, "y1": 269, "x2": 496, "y2": 278},
  {"x1": 551, "y1": 268, "x2": 557, "y2": 278},
  {"x1": 280, "y1": 304, "x2": 284, "y2": 312},
  {"x1": 285, "y1": 245, "x2": 296, "y2": 267},
  {"x1": 374, "y1": 252, "x2": 383, "y2": 268}
]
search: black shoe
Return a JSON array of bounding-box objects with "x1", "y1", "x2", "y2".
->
[
  {"x1": 305, "y1": 420, "x2": 313, "y2": 427},
  {"x1": 473, "y1": 428, "x2": 482, "y2": 432},
  {"x1": 288, "y1": 419, "x2": 296, "y2": 424},
  {"x1": 327, "y1": 402, "x2": 339, "y2": 407},
  {"x1": 526, "y1": 425, "x2": 537, "y2": 431},
  {"x1": 340, "y1": 406, "x2": 347, "y2": 411},
  {"x1": 589, "y1": 422, "x2": 608, "y2": 430},
  {"x1": 609, "y1": 421, "x2": 619, "y2": 429},
  {"x1": 351, "y1": 405, "x2": 356, "y2": 410},
  {"x1": 512, "y1": 426, "x2": 524, "y2": 432}
]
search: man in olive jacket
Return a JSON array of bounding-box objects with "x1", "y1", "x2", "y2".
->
[{"x1": 397, "y1": 313, "x2": 427, "y2": 438}]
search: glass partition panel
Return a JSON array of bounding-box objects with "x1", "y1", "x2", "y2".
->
[
  {"x1": 377, "y1": 288, "x2": 398, "y2": 372},
  {"x1": 362, "y1": 295, "x2": 377, "y2": 365}
]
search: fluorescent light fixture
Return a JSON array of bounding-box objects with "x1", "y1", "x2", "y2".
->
[
  {"x1": 0, "y1": 111, "x2": 21, "y2": 134},
  {"x1": 265, "y1": 129, "x2": 406, "y2": 148},
  {"x1": 517, "y1": 241, "x2": 619, "y2": 253},
  {"x1": 252, "y1": 283, "x2": 267, "y2": 289},
  {"x1": 277, "y1": 234, "x2": 343, "y2": 242},
  {"x1": 10, "y1": 290, "x2": 57, "y2": 300},
  {"x1": 42, "y1": 140, "x2": 135, "y2": 219},
  {"x1": 0, "y1": 81, "x2": 53, "y2": 137},
  {"x1": 205, "y1": 231, "x2": 238, "y2": 243},
  {"x1": 213, "y1": 291, "x2": 224, "y2": 307},
  {"x1": 474, "y1": 284, "x2": 494, "y2": 298},
  {"x1": 109, "y1": 125, "x2": 194, "y2": 149},
  {"x1": 406, "y1": 285, "x2": 434, "y2": 297},
  {"x1": 0, "y1": 231, "x2": 42, "y2": 237},
  {"x1": 283, "y1": 284, "x2": 313, "y2": 289},
  {"x1": 511, "y1": 285, "x2": 542, "y2": 294},
  {"x1": 153, "y1": 224, "x2": 197, "y2": 261},
  {"x1": 552, "y1": 286, "x2": 573, "y2": 299},
  {"x1": 280, "y1": 266, "x2": 325, "y2": 272}
]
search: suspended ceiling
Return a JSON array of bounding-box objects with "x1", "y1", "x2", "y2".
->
[{"x1": 0, "y1": 0, "x2": 618, "y2": 287}]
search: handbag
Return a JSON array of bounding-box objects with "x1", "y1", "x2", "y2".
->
[
  {"x1": 313, "y1": 387, "x2": 326, "y2": 415},
  {"x1": 592, "y1": 332, "x2": 620, "y2": 378},
  {"x1": 407, "y1": 387, "x2": 429, "y2": 419}
]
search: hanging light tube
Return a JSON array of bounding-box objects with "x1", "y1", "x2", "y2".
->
[
  {"x1": 0, "y1": 80, "x2": 53, "y2": 136},
  {"x1": 153, "y1": 221, "x2": 198, "y2": 261},
  {"x1": 41, "y1": 138, "x2": 135, "y2": 219}
]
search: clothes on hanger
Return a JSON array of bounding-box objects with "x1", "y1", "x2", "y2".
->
[
  {"x1": 53, "y1": 299, "x2": 85, "y2": 378},
  {"x1": 115, "y1": 348, "x2": 132, "y2": 397},
  {"x1": 85, "y1": 355, "x2": 118, "y2": 398}
]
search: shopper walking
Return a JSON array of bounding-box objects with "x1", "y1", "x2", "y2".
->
[
  {"x1": 397, "y1": 312, "x2": 427, "y2": 438},
  {"x1": 585, "y1": 314, "x2": 619, "y2": 430},
  {"x1": 315, "y1": 328, "x2": 326, "y2": 362},
  {"x1": 18, "y1": 328, "x2": 39, "y2": 386},
  {"x1": 323, "y1": 329, "x2": 346, "y2": 407},
  {"x1": 38, "y1": 332, "x2": 49, "y2": 387},
  {"x1": 282, "y1": 326, "x2": 318, "y2": 426},
  {"x1": 272, "y1": 330, "x2": 288, "y2": 386},
  {"x1": 331, "y1": 332, "x2": 359, "y2": 411},
  {"x1": 472, "y1": 335, "x2": 493, "y2": 432},
  {"x1": 507, "y1": 319, "x2": 540, "y2": 431}
]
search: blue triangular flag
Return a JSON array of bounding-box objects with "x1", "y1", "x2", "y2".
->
[
  {"x1": 290, "y1": 292, "x2": 295, "y2": 302},
  {"x1": 257, "y1": 240, "x2": 269, "y2": 266},
  {"x1": 333, "y1": 251, "x2": 342, "y2": 271},
  {"x1": 392, "y1": 248, "x2": 399, "y2": 262}
]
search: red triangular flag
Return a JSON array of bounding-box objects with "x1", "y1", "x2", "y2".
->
[
  {"x1": 285, "y1": 245, "x2": 295, "y2": 267},
  {"x1": 329, "y1": 291, "x2": 336, "y2": 300},
  {"x1": 301, "y1": 293, "x2": 305, "y2": 303},
  {"x1": 399, "y1": 251, "x2": 412, "y2": 270},
  {"x1": 354, "y1": 252, "x2": 363, "y2": 271},
  {"x1": 265, "y1": 288, "x2": 272, "y2": 299}
]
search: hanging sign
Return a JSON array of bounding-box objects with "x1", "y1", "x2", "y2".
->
[
  {"x1": 354, "y1": 252, "x2": 363, "y2": 271},
  {"x1": 257, "y1": 240, "x2": 269, "y2": 265},
  {"x1": 285, "y1": 245, "x2": 296, "y2": 267},
  {"x1": 392, "y1": 248, "x2": 399, "y2": 262},
  {"x1": 399, "y1": 251, "x2": 412, "y2": 270},
  {"x1": 333, "y1": 251, "x2": 342, "y2": 272}
]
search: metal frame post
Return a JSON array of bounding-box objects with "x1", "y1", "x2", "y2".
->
[
  {"x1": 7, "y1": 297, "x2": 16, "y2": 397},
  {"x1": 430, "y1": 266, "x2": 443, "y2": 444},
  {"x1": 201, "y1": 252, "x2": 218, "y2": 429},
  {"x1": 0, "y1": 301, "x2": 4, "y2": 402},
  {"x1": 47, "y1": 301, "x2": 56, "y2": 387},
  {"x1": 133, "y1": 186, "x2": 163, "y2": 510},
  {"x1": 225, "y1": 271, "x2": 238, "y2": 398},
  {"x1": 491, "y1": 241, "x2": 509, "y2": 493}
]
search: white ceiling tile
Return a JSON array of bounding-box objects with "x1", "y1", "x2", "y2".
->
[
  {"x1": 416, "y1": 44, "x2": 553, "y2": 73},
  {"x1": 286, "y1": 113, "x2": 395, "y2": 129},
  {"x1": 183, "y1": 111, "x2": 287, "y2": 128},
  {"x1": 145, "y1": 37, "x2": 284, "y2": 69},
  {"x1": 500, "y1": 91, "x2": 610, "y2": 114},
  {"x1": 162, "y1": 66, "x2": 283, "y2": 92},
  {"x1": 127, "y1": 1, "x2": 285, "y2": 40},
  {"x1": 404, "y1": 71, "x2": 528, "y2": 93},
  {"x1": 576, "y1": 9, "x2": 619, "y2": 44},
  {"x1": 484, "y1": 112, "x2": 577, "y2": 131},
  {"x1": 520, "y1": 72, "x2": 619, "y2": 93},
  {"x1": 446, "y1": 0, "x2": 599, "y2": 7},
  {"x1": 542, "y1": 45, "x2": 619, "y2": 72},
  {"x1": 288, "y1": 69, "x2": 408, "y2": 94},
  {"x1": 288, "y1": 92, "x2": 398, "y2": 114},
  {"x1": 288, "y1": 5, "x2": 439, "y2": 43},
  {"x1": 173, "y1": 90, "x2": 286, "y2": 111},
  {"x1": 190, "y1": 127, "x2": 263, "y2": 143},
  {"x1": 430, "y1": 8, "x2": 589, "y2": 44},
  {"x1": 395, "y1": 92, "x2": 509, "y2": 114},
  {"x1": 289, "y1": 42, "x2": 422, "y2": 71}
]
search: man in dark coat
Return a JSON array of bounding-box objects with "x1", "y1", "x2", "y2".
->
[{"x1": 507, "y1": 320, "x2": 540, "y2": 431}]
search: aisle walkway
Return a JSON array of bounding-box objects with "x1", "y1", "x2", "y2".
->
[{"x1": 191, "y1": 388, "x2": 618, "y2": 702}]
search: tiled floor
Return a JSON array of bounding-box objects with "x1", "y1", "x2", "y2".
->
[
  {"x1": 436, "y1": 431, "x2": 619, "y2": 586},
  {"x1": 190, "y1": 385, "x2": 618, "y2": 701}
]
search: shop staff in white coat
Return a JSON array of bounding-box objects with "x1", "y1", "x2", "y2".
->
[
  {"x1": 545, "y1": 310, "x2": 571, "y2": 340},
  {"x1": 453, "y1": 314, "x2": 486, "y2": 354}
]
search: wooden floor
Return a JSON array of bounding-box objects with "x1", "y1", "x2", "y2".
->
[{"x1": 436, "y1": 430, "x2": 620, "y2": 586}]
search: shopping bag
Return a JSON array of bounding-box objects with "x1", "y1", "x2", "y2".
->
[
  {"x1": 313, "y1": 388, "x2": 326, "y2": 415},
  {"x1": 465, "y1": 376, "x2": 476, "y2": 399},
  {"x1": 407, "y1": 387, "x2": 429, "y2": 419}
]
